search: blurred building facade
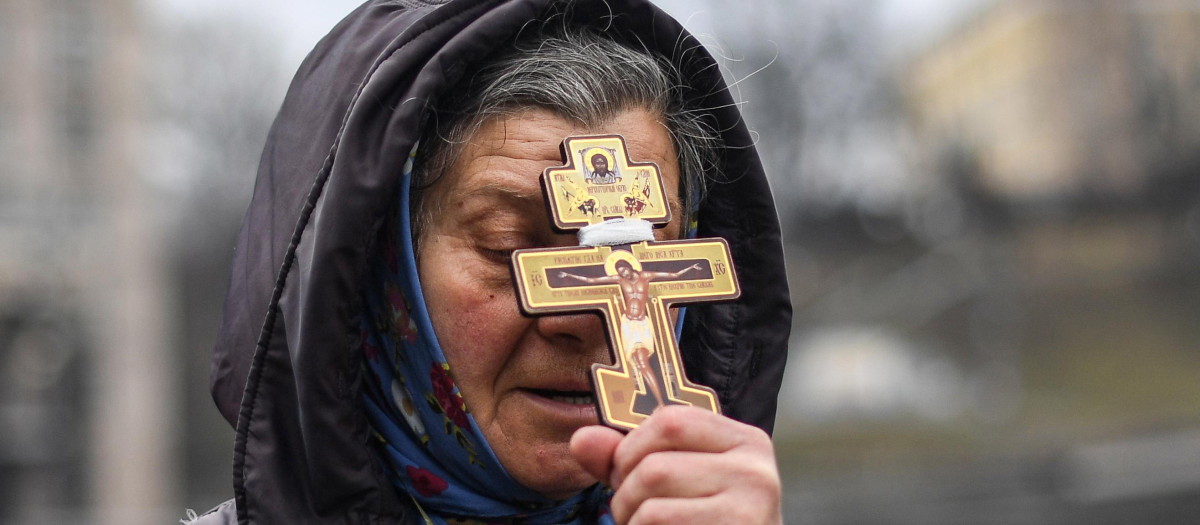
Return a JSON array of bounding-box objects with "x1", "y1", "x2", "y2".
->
[
  {"x1": 0, "y1": 0, "x2": 175, "y2": 524},
  {"x1": 901, "y1": 0, "x2": 1200, "y2": 302},
  {"x1": 779, "y1": 1, "x2": 1200, "y2": 521},
  {"x1": 908, "y1": 0, "x2": 1200, "y2": 205}
]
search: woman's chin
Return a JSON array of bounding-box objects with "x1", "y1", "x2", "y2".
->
[
  {"x1": 479, "y1": 395, "x2": 602, "y2": 501},
  {"x1": 501, "y1": 443, "x2": 597, "y2": 502},
  {"x1": 528, "y1": 475, "x2": 595, "y2": 503}
]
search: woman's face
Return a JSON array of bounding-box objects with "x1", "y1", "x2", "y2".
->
[{"x1": 417, "y1": 107, "x2": 683, "y2": 500}]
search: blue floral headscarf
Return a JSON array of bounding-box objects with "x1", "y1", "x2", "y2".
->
[{"x1": 359, "y1": 144, "x2": 614, "y2": 524}]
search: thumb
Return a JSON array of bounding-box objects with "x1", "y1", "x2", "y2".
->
[{"x1": 570, "y1": 425, "x2": 623, "y2": 487}]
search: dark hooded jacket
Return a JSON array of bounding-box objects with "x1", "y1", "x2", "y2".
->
[{"x1": 194, "y1": 0, "x2": 791, "y2": 523}]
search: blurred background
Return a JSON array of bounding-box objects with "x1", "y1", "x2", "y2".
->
[{"x1": 1, "y1": 0, "x2": 1198, "y2": 523}]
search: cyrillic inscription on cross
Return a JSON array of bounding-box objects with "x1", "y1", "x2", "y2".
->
[
  {"x1": 541, "y1": 134, "x2": 671, "y2": 229},
  {"x1": 512, "y1": 135, "x2": 740, "y2": 431}
]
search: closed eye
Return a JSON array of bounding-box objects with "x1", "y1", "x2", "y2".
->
[{"x1": 483, "y1": 248, "x2": 514, "y2": 262}]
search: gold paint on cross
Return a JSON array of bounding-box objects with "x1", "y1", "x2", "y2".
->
[
  {"x1": 542, "y1": 135, "x2": 671, "y2": 229},
  {"x1": 512, "y1": 134, "x2": 741, "y2": 431}
]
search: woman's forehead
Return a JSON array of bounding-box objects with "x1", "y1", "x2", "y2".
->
[{"x1": 434, "y1": 108, "x2": 681, "y2": 210}]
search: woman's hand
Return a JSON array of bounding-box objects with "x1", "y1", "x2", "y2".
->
[{"x1": 570, "y1": 405, "x2": 782, "y2": 525}]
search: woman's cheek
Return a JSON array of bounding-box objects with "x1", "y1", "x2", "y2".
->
[
  {"x1": 433, "y1": 265, "x2": 524, "y2": 362},
  {"x1": 429, "y1": 266, "x2": 528, "y2": 425}
]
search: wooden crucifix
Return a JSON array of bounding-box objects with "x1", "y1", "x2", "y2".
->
[{"x1": 511, "y1": 135, "x2": 740, "y2": 431}]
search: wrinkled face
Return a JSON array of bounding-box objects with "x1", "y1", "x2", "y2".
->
[{"x1": 417, "y1": 108, "x2": 682, "y2": 500}]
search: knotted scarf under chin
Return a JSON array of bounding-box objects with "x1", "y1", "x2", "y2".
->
[{"x1": 358, "y1": 143, "x2": 614, "y2": 524}]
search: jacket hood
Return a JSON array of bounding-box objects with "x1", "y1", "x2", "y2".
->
[{"x1": 210, "y1": 0, "x2": 791, "y2": 522}]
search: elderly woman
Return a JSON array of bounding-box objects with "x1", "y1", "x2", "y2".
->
[{"x1": 195, "y1": 0, "x2": 791, "y2": 523}]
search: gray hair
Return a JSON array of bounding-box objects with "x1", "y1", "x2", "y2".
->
[{"x1": 411, "y1": 24, "x2": 721, "y2": 243}]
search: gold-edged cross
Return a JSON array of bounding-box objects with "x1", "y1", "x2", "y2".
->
[{"x1": 512, "y1": 135, "x2": 740, "y2": 431}]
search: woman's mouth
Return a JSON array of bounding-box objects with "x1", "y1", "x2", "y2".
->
[{"x1": 530, "y1": 389, "x2": 596, "y2": 406}]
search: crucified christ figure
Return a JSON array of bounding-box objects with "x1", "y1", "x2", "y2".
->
[{"x1": 558, "y1": 259, "x2": 703, "y2": 410}]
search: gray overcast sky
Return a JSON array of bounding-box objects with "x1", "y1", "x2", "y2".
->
[{"x1": 147, "y1": 0, "x2": 991, "y2": 74}]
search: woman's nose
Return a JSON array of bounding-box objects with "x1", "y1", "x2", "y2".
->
[{"x1": 533, "y1": 310, "x2": 609, "y2": 356}]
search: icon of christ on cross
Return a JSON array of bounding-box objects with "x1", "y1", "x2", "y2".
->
[{"x1": 558, "y1": 256, "x2": 703, "y2": 409}]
